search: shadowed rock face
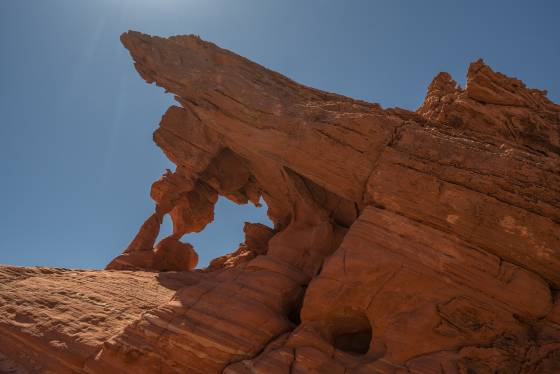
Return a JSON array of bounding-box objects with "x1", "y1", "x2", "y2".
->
[{"x1": 1, "y1": 31, "x2": 560, "y2": 373}]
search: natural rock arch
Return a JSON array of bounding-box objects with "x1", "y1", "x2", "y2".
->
[{"x1": 0, "y1": 31, "x2": 559, "y2": 374}]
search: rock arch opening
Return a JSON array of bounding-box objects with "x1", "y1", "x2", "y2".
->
[{"x1": 156, "y1": 197, "x2": 272, "y2": 269}]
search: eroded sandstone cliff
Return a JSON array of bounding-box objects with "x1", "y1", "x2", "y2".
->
[{"x1": 1, "y1": 31, "x2": 559, "y2": 373}]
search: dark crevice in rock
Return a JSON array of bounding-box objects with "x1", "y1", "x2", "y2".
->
[{"x1": 326, "y1": 309, "x2": 372, "y2": 355}]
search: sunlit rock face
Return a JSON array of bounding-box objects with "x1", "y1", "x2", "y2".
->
[{"x1": 1, "y1": 31, "x2": 560, "y2": 373}]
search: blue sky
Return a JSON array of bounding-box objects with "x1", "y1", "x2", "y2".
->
[{"x1": 0, "y1": 1, "x2": 558, "y2": 269}]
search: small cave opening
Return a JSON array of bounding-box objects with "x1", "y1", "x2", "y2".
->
[
  {"x1": 156, "y1": 196, "x2": 272, "y2": 268},
  {"x1": 325, "y1": 308, "x2": 372, "y2": 355}
]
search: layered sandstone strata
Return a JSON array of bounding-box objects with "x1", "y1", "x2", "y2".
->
[{"x1": 0, "y1": 31, "x2": 559, "y2": 373}]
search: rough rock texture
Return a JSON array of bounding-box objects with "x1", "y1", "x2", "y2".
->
[
  {"x1": 1, "y1": 31, "x2": 560, "y2": 373},
  {"x1": 0, "y1": 266, "x2": 184, "y2": 373}
]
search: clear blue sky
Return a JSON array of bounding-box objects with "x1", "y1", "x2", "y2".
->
[{"x1": 1, "y1": 1, "x2": 558, "y2": 269}]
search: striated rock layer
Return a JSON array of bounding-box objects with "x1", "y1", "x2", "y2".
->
[
  {"x1": 0, "y1": 266, "x2": 185, "y2": 373},
  {"x1": 1, "y1": 31, "x2": 559, "y2": 373}
]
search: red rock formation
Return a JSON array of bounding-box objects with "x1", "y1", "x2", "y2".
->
[
  {"x1": 0, "y1": 266, "x2": 183, "y2": 373},
  {"x1": 205, "y1": 222, "x2": 275, "y2": 271},
  {"x1": 1, "y1": 31, "x2": 559, "y2": 373}
]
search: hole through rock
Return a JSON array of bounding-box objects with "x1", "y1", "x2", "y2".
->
[{"x1": 156, "y1": 196, "x2": 272, "y2": 268}]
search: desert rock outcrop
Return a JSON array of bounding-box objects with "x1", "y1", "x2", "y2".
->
[{"x1": 1, "y1": 31, "x2": 559, "y2": 373}]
